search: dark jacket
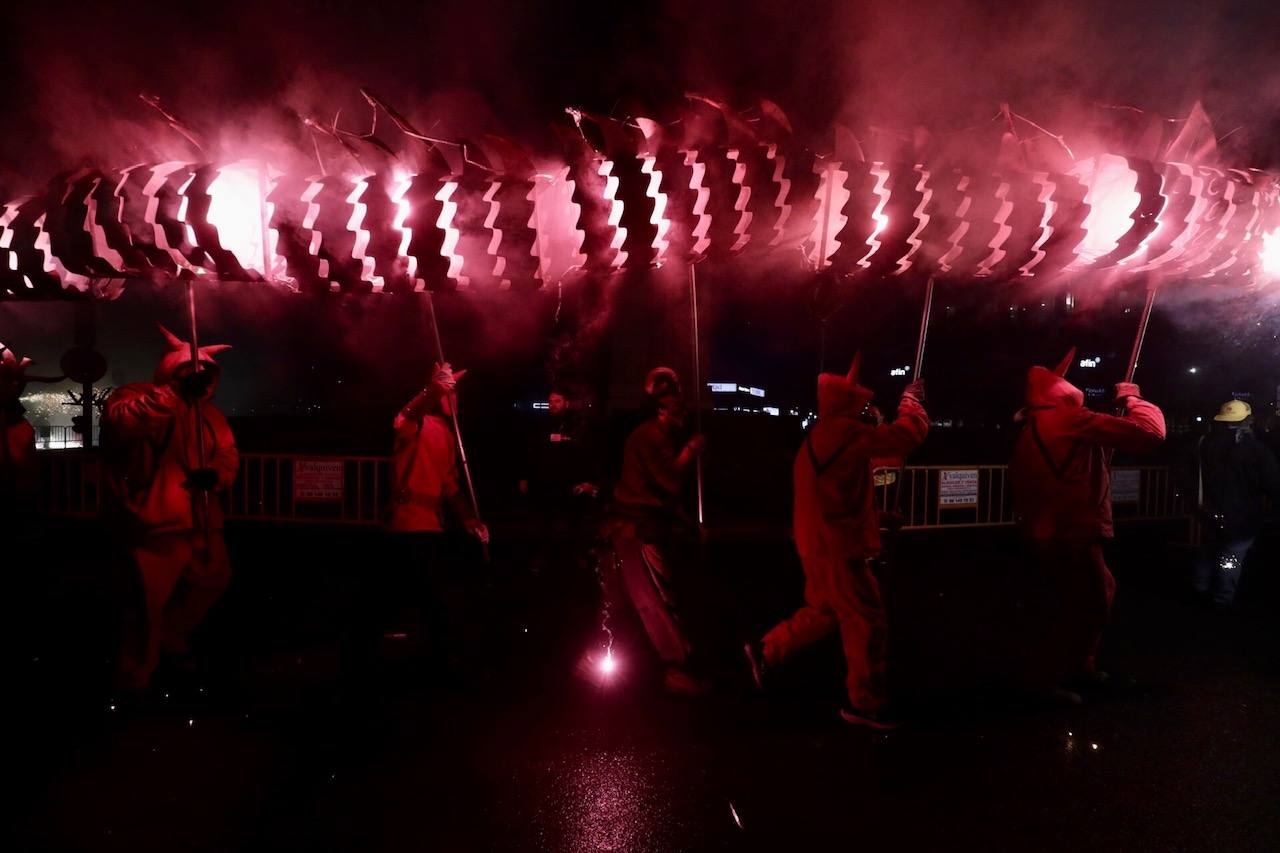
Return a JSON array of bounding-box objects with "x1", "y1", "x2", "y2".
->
[{"x1": 1198, "y1": 423, "x2": 1280, "y2": 538}]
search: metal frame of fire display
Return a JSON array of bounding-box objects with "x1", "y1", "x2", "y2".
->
[{"x1": 4, "y1": 94, "x2": 1280, "y2": 527}]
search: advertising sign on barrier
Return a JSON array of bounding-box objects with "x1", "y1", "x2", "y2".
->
[
  {"x1": 1111, "y1": 469, "x2": 1141, "y2": 504},
  {"x1": 294, "y1": 460, "x2": 344, "y2": 501},
  {"x1": 939, "y1": 469, "x2": 979, "y2": 507}
]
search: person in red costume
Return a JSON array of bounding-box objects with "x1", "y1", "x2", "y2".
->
[
  {"x1": 1, "y1": 343, "x2": 40, "y2": 529},
  {"x1": 1009, "y1": 349, "x2": 1165, "y2": 703},
  {"x1": 379, "y1": 363, "x2": 488, "y2": 675},
  {"x1": 103, "y1": 326, "x2": 238, "y2": 690},
  {"x1": 607, "y1": 367, "x2": 708, "y2": 695},
  {"x1": 744, "y1": 354, "x2": 927, "y2": 729}
]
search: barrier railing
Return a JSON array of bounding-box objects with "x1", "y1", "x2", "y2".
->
[
  {"x1": 39, "y1": 452, "x2": 1190, "y2": 531},
  {"x1": 874, "y1": 464, "x2": 1188, "y2": 530}
]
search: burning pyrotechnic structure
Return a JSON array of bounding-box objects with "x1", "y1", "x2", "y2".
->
[{"x1": 2, "y1": 97, "x2": 1278, "y2": 300}]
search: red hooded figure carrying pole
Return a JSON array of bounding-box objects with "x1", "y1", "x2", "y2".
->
[
  {"x1": 1, "y1": 342, "x2": 56, "y2": 531},
  {"x1": 1009, "y1": 349, "x2": 1165, "y2": 701},
  {"x1": 102, "y1": 326, "x2": 239, "y2": 691},
  {"x1": 745, "y1": 355, "x2": 928, "y2": 729}
]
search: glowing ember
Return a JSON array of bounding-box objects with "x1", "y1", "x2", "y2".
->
[
  {"x1": 206, "y1": 163, "x2": 269, "y2": 274},
  {"x1": 600, "y1": 649, "x2": 616, "y2": 676},
  {"x1": 1261, "y1": 228, "x2": 1280, "y2": 278}
]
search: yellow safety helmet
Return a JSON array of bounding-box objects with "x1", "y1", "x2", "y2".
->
[{"x1": 1212, "y1": 400, "x2": 1252, "y2": 422}]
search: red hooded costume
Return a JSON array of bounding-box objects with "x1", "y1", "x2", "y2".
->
[
  {"x1": 103, "y1": 327, "x2": 238, "y2": 689},
  {"x1": 1010, "y1": 352, "x2": 1165, "y2": 541},
  {"x1": 387, "y1": 365, "x2": 477, "y2": 534},
  {"x1": 104, "y1": 327, "x2": 238, "y2": 534},
  {"x1": 761, "y1": 356, "x2": 928, "y2": 715},
  {"x1": 1009, "y1": 351, "x2": 1164, "y2": 685},
  {"x1": 1, "y1": 343, "x2": 39, "y2": 522}
]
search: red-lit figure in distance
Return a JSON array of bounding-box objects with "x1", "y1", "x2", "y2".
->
[
  {"x1": 745, "y1": 355, "x2": 927, "y2": 729},
  {"x1": 607, "y1": 367, "x2": 707, "y2": 695},
  {"x1": 1, "y1": 343, "x2": 40, "y2": 530},
  {"x1": 384, "y1": 363, "x2": 488, "y2": 671},
  {"x1": 1009, "y1": 350, "x2": 1165, "y2": 703},
  {"x1": 103, "y1": 327, "x2": 239, "y2": 691}
]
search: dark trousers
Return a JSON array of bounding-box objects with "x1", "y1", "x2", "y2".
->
[
  {"x1": 605, "y1": 517, "x2": 693, "y2": 667},
  {"x1": 346, "y1": 532, "x2": 472, "y2": 683},
  {"x1": 1193, "y1": 533, "x2": 1256, "y2": 606},
  {"x1": 1025, "y1": 540, "x2": 1114, "y2": 686}
]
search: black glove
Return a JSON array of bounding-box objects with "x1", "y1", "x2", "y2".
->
[
  {"x1": 176, "y1": 367, "x2": 216, "y2": 401},
  {"x1": 902, "y1": 379, "x2": 926, "y2": 404},
  {"x1": 187, "y1": 467, "x2": 219, "y2": 491}
]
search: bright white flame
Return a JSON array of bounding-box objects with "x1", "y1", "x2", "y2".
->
[
  {"x1": 808, "y1": 160, "x2": 850, "y2": 268},
  {"x1": 1020, "y1": 172, "x2": 1058, "y2": 277},
  {"x1": 684, "y1": 150, "x2": 712, "y2": 258},
  {"x1": 897, "y1": 165, "x2": 932, "y2": 274},
  {"x1": 727, "y1": 148, "x2": 752, "y2": 253},
  {"x1": 207, "y1": 163, "x2": 269, "y2": 274},
  {"x1": 977, "y1": 179, "x2": 1014, "y2": 276},
  {"x1": 1261, "y1": 228, "x2": 1280, "y2": 278},
  {"x1": 640, "y1": 155, "x2": 670, "y2": 263},
  {"x1": 599, "y1": 160, "x2": 627, "y2": 268},
  {"x1": 857, "y1": 164, "x2": 891, "y2": 268},
  {"x1": 435, "y1": 180, "x2": 467, "y2": 284},
  {"x1": 599, "y1": 649, "x2": 616, "y2": 676},
  {"x1": 1072, "y1": 155, "x2": 1141, "y2": 265},
  {"x1": 391, "y1": 172, "x2": 418, "y2": 287}
]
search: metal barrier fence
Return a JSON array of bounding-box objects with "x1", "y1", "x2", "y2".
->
[
  {"x1": 39, "y1": 451, "x2": 1190, "y2": 532},
  {"x1": 875, "y1": 464, "x2": 1187, "y2": 530},
  {"x1": 39, "y1": 453, "x2": 391, "y2": 525}
]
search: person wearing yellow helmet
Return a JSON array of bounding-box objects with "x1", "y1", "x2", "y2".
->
[{"x1": 1192, "y1": 399, "x2": 1280, "y2": 607}]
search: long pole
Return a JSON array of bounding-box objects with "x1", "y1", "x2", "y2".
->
[
  {"x1": 892, "y1": 276, "x2": 936, "y2": 518},
  {"x1": 424, "y1": 290, "x2": 488, "y2": 560},
  {"x1": 185, "y1": 279, "x2": 211, "y2": 546},
  {"x1": 688, "y1": 262, "x2": 705, "y2": 528},
  {"x1": 816, "y1": 161, "x2": 835, "y2": 372},
  {"x1": 913, "y1": 276, "x2": 936, "y2": 377},
  {"x1": 1124, "y1": 284, "x2": 1158, "y2": 383}
]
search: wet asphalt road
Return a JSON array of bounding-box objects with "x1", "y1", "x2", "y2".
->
[{"x1": 15, "y1": 523, "x2": 1280, "y2": 852}]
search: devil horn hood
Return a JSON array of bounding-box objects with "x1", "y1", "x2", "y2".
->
[
  {"x1": 153, "y1": 325, "x2": 231, "y2": 384},
  {"x1": 1053, "y1": 346, "x2": 1077, "y2": 378},
  {"x1": 1025, "y1": 348, "x2": 1083, "y2": 408},
  {"x1": 817, "y1": 352, "x2": 874, "y2": 418}
]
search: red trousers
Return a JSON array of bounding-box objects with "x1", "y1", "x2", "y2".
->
[
  {"x1": 1026, "y1": 540, "x2": 1115, "y2": 685},
  {"x1": 119, "y1": 531, "x2": 231, "y2": 689},
  {"x1": 763, "y1": 552, "x2": 888, "y2": 712}
]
